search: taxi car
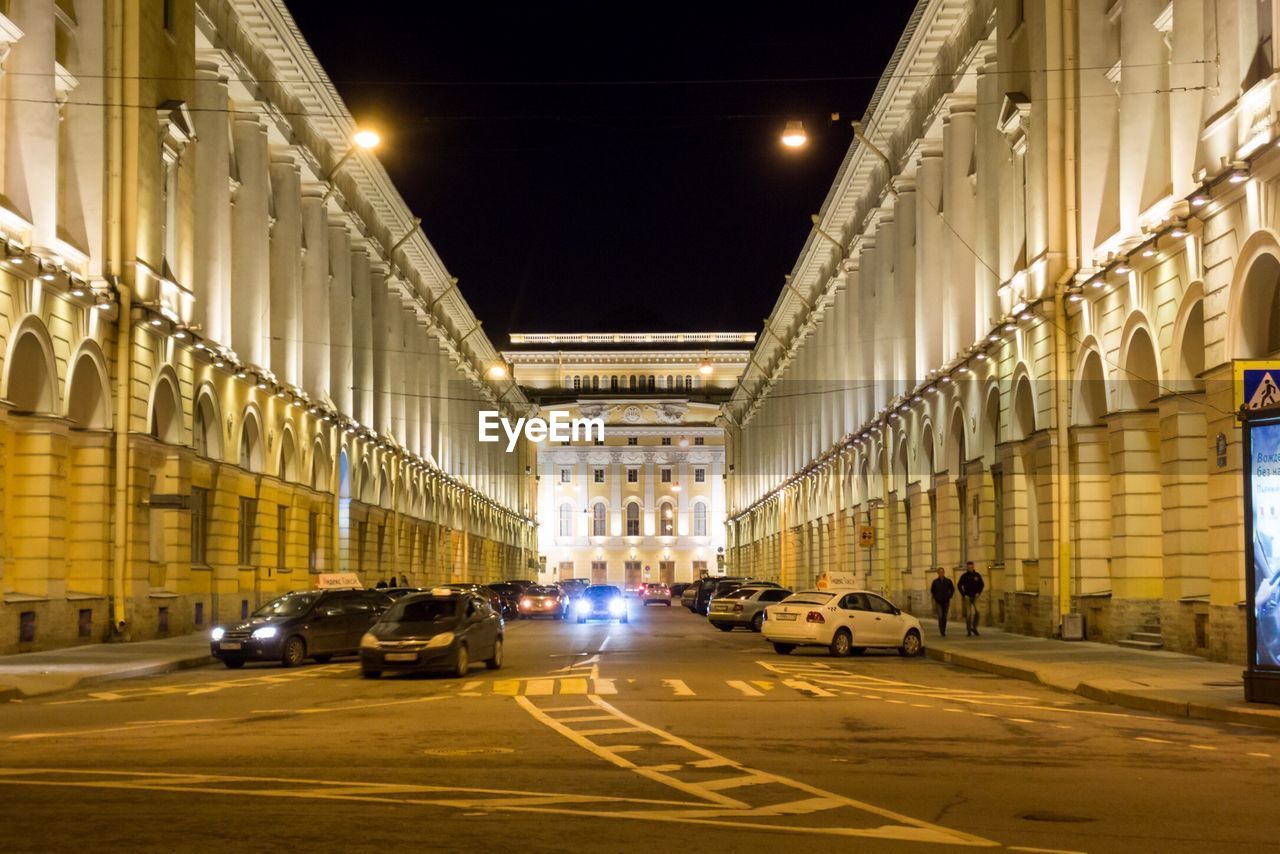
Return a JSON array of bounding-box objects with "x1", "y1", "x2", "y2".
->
[
  {"x1": 519, "y1": 585, "x2": 569, "y2": 619},
  {"x1": 210, "y1": 588, "x2": 391, "y2": 668},
  {"x1": 761, "y1": 588, "x2": 923, "y2": 657},
  {"x1": 360, "y1": 589, "x2": 503, "y2": 678}
]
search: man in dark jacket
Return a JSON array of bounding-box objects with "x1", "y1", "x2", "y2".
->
[
  {"x1": 958, "y1": 561, "x2": 985, "y2": 636},
  {"x1": 929, "y1": 567, "x2": 955, "y2": 637}
]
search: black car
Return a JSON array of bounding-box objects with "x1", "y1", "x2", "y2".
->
[
  {"x1": 488, "y1": 582, "x2": 527, "y2": 618},
  {"x1": 360, "y1": 591, "x2": 503, "y2": 678},
  {"x1": 573, "y1": 585, "x2": 629, "y2": 624},
  {"x1": 210, "y1": 589, "x2": 391, "y2": 668},
  {"x1": 692, "y1": 577, "x2": 743, "y2": 615},
  {"x1": 436, "y1": 583, "x2": 510, "y2": 618}
]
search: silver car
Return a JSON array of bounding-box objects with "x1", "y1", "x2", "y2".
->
[{"x1": 708, "y1": 586, "x2": 793, "y2": 632}]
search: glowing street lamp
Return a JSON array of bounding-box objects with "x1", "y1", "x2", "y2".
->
[
  {"x1": 781, "y1": 120, "x2": 808, "y2": 149},
  {"x1": 321, "y1": 128, "x2": 382, "y2": 202},
  {"x1": 487, "y1": 362, "x2": 509, "y2": 380}
]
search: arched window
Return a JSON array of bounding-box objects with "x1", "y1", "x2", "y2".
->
[
  {"x1": 629, "y1": 375, "x2": 637, "y2": 390},
  {"x1": 564, "y1": 374, "x2": 573, "y2": 389},
  {"x1": 685, "y1": 375, "x2": 693, "y2": 388},
  {"x1": 610, "y1": 375, "x2": 618, "y2": 391},
  {"x1": 625, "y1": 502, "x2": 640, "y2": 536},
  {"x1": 591, "y1": 375, "x2": 599, "y2": 390},
  {"x1": 573, "y1": 376, "x2": 581, "y2": 390},
  {"x1": 667, "y1": 374, "x2": 675, "y2": 389},
  {"x1": 592, "y1": 502, "x2": 607, "y2": 536},
  {"x1": 659, "y1": 501, "x2": 674, "y2": 536},
  {"x1": 193, "y1": 392, "x2": 220, "y2": 458},
  {"x1": 693, "y1": 502, "x2": 707, "y2": 537},
  {"x1": 559, "y1": 503, "x2": 573, "y2": 537},
  {"x1": 647, "y1": 376, "x2": 656, "y2": 392},
  {"x1": 239, "y1": 414, "x2": 264, "y2": 472}
]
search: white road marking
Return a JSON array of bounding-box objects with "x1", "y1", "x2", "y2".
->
[
  {"x1": 592, "y1": 678, "x2": 618, "y2": 695},
  {"x1": 599, "y1": 635, "x2": 611, "y2": 651},
  {"x1": 1247, "y1": 752, "x2": 1272, "y2": 758},
  {"x1": 1136, "y1": 737, "x2": 1172, "y2": 745},
  {"x1": 662, "y1": 679, "x2": 695, "y2": 697},
  {"x1": 10, "y1": 719, "x2": 223, "y2": 741},
  {"x1": 726, "y1": 680, "x2": 764, "y2": 697},
  {"x1": 1189, "y1": 744, "x2": 1217, "y2": 751}
]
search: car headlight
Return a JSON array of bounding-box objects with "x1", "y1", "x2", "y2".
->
[
  {"x1": 426, "y1": 632, "x2": 455, "y2": 648},
  {"x1": 520, "y1": 598, "x2": 532, "y2": 609},
  {"x1": 360, "y1": 632, "x2": 379, "y2": 650},
  {"x1": 250, "y1": 626, "x2": 278, "y2": 640},
  {"x1": 576, "y1": 599, "x2": 591, "y2": 614},
  {"x1": 210, "y1": 627, "x2": 225, "y2": 642},
  {"x1": 609, "y1": 599, "x2": 625, "y2": 616}
]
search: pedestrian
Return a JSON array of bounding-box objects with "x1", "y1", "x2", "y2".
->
[
  {"x1": 400, "y1": 574, "x2": 409, "y2": 588},
  {"x1": 930, "y1": 567, "x2": 954, "y2": 637},
  {"x1": 958, "y1": 560, "x2": 985, "y2": 636},
  {"x1": 375, "y1": 579, "x2": 387, "y2": 589}
]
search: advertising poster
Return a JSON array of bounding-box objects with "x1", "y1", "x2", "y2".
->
[{"x1": 1249, "y1": 419, "x2": 1280, "y2": 669}]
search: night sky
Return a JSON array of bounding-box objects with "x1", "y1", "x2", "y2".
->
[{"x1": 283, "y1": 3, "x2": 915, "y2": 344}]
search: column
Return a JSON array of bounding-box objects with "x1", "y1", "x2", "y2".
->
[
  {"x1": 350, "y1": 247, "x2": 373, "y2": 427},
  {"x1": 942, "y1": 102, "x2": 977, "y2": 359},
  {"x1": 230, "y1": 112, "x2": 270, "y2": 367},
  {"x1": 269, "y1": 151, "x2": 302, "y2": 384},
  {"x1": 300, "y1": 190, "x2": 330, "y2": 400},
  {"x1": 915, "y1": 147, "x2": 945, "y2": 374},
  {"x1": 192, "y1": 60, "x2": 231, "y2": 344}
]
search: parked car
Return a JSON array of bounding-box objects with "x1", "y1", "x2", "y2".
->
[
  {"x1": 574, "y1": 585, "x2": 629, "y2": 624},
  {"x1": 692, "y1": 577, "x2": 735, "y2": 615},
  {"x1": 383, "y1": 587, "x2": 424, "y2": 600},
  {"x1": 669, "y1": 582, "x2": 693, "y2": 599},
  {"x1": 638, "y1": 583, "x2": 672, "y2": 607},
  {"x1": 708, "y1": 586, "x2": 793, "y2": 632},
  {"x1": 436, "y1": 583, "x2": 509, "y2": 619},
  {"x1": 488, "y1": 582, "x2": 527, "y2": 618},
  {"x1": 557, "y1": 579, "x2": 589, "y2": 603},
  {"x1": 211, "y1": 588, "x2": 391, "y2": 668},
  {"x1": 761, "y1": 588, "x2": 923, "y2": 658},
  {"x1": 519, "y1": 585, "x2": 569, "y2": 619},
  {"x1": 681, "y1": 584, "x2": 700, "y2": 610},
  {"x1": 360, "y1": 590, "x2": 503, "y2": 678}
]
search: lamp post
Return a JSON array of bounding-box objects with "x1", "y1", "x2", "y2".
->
[{"x1": 320, "y1": 128, "x2": 381, "y2": 203}]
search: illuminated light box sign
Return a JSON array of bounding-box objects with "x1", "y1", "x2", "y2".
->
[{"x1": 1244, "y1": 409, "x2": 1280, "y2": 704}]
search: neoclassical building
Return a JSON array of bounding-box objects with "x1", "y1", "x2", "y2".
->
[
  {"x1": 725, "y1": 0, "x2": 1280, "y2": 663},
  {"x1": 505, "y1": 334, "x2": 748, "y2": 586},
  {"x1": 0, "y1": 0, "x2": 533, "y2": 653}
]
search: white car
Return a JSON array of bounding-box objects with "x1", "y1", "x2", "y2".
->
[{"x1": 761, "y1": 588, "x2": 923, "y2": 657}]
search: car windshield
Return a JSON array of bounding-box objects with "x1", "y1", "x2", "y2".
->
[
  {"x1": 526, "y1": 587, "x2": 559, "y2": 596},
  {"x1": 782, "y1": 593, "x2": 836, "y2": 606},
  {"x1": 252, "y1": 593, "x2": 319, "y2": 618},
  {"x1": 385, "y1": 598, "x2": 459, "y2": 623},
  {"x1": 586, "y1": 586, "x2": 620, "y2": 599}
]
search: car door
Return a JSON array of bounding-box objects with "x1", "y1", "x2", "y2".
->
[
  {"x1": 307, "y1": 592, "x2": 348, "y2": 653},
  {"x1": 336, "y1": 592, "x2": 382, "y2": 652},
  {"x1": 835, "y1": 593, "x2": 875, "y2": 644},
  {"x1": 864, "y1": 593, "x2": 904, "y2": 645}
]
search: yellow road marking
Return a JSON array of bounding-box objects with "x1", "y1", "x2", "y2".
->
[
  {"x1": 492, "y1": 680, "x2": 521, "y2": 696},
  {"x1": 593, "y1": 678, "x2": 618, "y2": 695},
  {"x1": 662, "y1": 679, "x2": 695, "y2": 696},
  {"x1": 781, "y1": 679, "x2": 836, "y2": 698},
  {"x1": 523, "y1": 680, "x2": 556, "y2": 697},
  {"x1": 750, "y1": 680, "x2": 774, "y2": 691},
  {"x1": 726, "y1": 680, "x2": 763, "y2": 697},
  {"x1": 1190, "y1": 744, "x2": 1217, "y2": 751},
  {"x1": 559, "y1": 678, "x2": 589, "y2": 695}
]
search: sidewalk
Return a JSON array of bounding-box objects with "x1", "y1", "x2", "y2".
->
[
  {"x1": 0, "y1": 633, "x2": 213, "y2": 701},
  {"x1": 921, "y1": 623, "x2": 1280, "y2": 730}
]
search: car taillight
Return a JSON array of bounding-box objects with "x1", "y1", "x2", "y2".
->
[
  {"x1": 732, "y1": 603, "x2": 744, "y2": 612},
  {"x1": 806, "y1": 610, "x2": 825, "y2": 624}
]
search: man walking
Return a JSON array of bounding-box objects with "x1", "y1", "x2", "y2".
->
[
  {"x1": 930, "y1": 567, "x2": 955, "y2": 637},
  {"x1": 958, "y1": 560, "x2": 985, "y2": 636}
]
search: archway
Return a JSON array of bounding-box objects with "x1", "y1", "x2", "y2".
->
[
  {"x1": 239, "y1": 410, "x2": 264, "y2": 472},
  {"x1": 278, "y1": 428, "x2": 298, "y2": 482},
  {"x1": 1119, "y1": 326, "x2": 1160, "y2": 411},
  {"x1": 150, "y1": 373, "x2": 183, "y2": 445},
  {"x1": 1234, "y1": 248, "x2": 1280, "y2": 358},
  {"x1": 312, "y1": 439, "x2": 329, "y2": 491},
  {"x1": 66, "y1": 351, "x2": 110, "y2": 429},
  {"x1": 3, "y1": 319, "x2": 58, "y2": 414},
  {"x1": 1012, "y1": 375, "x2": 1035, "y2": 441},
  {"x1": 193, "y1": 388, "x2": 222, "y2": 458},
  {"x1": 1074, "y1": 349, "x2": 1108, "y2": 425}
]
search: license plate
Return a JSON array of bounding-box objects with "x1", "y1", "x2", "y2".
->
[
  {"x1": 775, "y1": 614, "x2": 798, "y2": 621},
  {"x1": 219, "y1": 642, "x2": 242, "y2": 650},
  {"x1": 385, "y1": 652, "x2": 417, "y2": 662}
]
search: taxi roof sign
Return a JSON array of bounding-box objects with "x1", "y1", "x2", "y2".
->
[{"x1": 315, "y1": 572, "x2": 363, "y2": 590}]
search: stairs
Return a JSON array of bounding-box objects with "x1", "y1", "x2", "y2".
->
[{"x1": 1118, "y1": 624, "x2": 1164, "y2": 651}]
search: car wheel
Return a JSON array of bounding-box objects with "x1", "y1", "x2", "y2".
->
[
  {"x1": 222, "y1": 659, "x2": 245, "y2": 669},
  {"x1": 829, "y1": 629, "x2": 852, "y2": 657},
  {"x1": 361, "y1": 669, "x2": 380, "y2": 679},
  {"x1": 750, "y1": 613, "x2": 764, "y2": 632},
  {"x1": 486, "y1": 637, "x2": 503, "y2": 670},
  {"x1": 452, "y1": 643, "x2": 469, "y2": 678},
  {"x1": 312, "y1": 654, "x2": 332, "y2": 663},
  {"x1": 716, "y1": 624, "x2": 734, "y2": 632},
  {"x1": 281, "y1": 636, "x2": 307, "y2": 668},
  {"x1": 899, "y1": 629, "x2": 923, "y2": 658},
  {"x1": 772, "y1": 643, "x2": 794, "y2": 655}
]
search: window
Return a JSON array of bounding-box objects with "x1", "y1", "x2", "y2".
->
[
  {"x1": 629, "y1": 375, "x2": 637, "y2": 390},
  {"x1": 661, "y1": 437, "x2": 672, "y2": 446},
  {"x1": 610, "y1": 376, "x2": 618, "y2": 391},
  {"x1": 560, "y1": 467, "x2": 572, "y2": 483},
  {"x1": 693, "y1": 503, "x2": 707, "y2": 537},
  {"x1": 648, "y1": 376, "x2": 656, "y2": 391},
  {"x1": 694, "y1": 468, "x2": 706, "y2": 483},
  {"x1": 667, "y1": 375, "x2": 674, "y2": 389},
  {"x1": 564, "y1": 375, "x2": 573, "y2": 389},
  {"x1": 627, "y1": 437, "x2": 638, "y2": 446},
  {"x1": 238, "y1": 497, "x2": 257, "y2": 566},
  {"x1": 659, "y1": 503, "x2": 674, "y2": 536},
  {"x1": 694, "y1": 437, "x2": 704, "y2": 446},
  {"x1": 307, "y1": 510, "x2": 319, "y2": 572},
  {"x1": 593, "y1": 468, "x2": 605, "y2": 483},
  {"x1": 559, "y1": 503, "x2": 573, "y2": 537},
  {"x1": 626, "y1": 503, "x2": 640, "y2": 536},
  {"x1": 276, "y1": 505, "x2": 288, "y2": 572},
  {"x1": 685, "y1": 375, "x2": 693, "y2": 388},
  {"x1": 592, "y1": 502, "x2": 607, "y2": 536},
  {"x1": 761, "y1": 589, "x2": 790, "y2": 602},
  {"x1": 661, "y1": 468, "x2": 672, "y2": 483},
  {"x1": 163, "y1": 0, "x2": 176, "y2": 32},
  {"x1": 591, "y1": 375, "x2": 599, "y2": 390},
  {"x1": 190, "y1": 487, "x2": 209, "y2": 565},
  {"x1": 626, "y1": 468, "x2": 638, "y2": 483},
  {"x1": 573, "y1": 376, "x2": 581, "y2": 390}
]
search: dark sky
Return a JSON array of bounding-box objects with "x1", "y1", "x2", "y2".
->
[{"x1": 283, "y1": 2, "x2": 915, "y2": 344}]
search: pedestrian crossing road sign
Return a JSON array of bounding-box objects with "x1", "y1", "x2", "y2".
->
[{"x1": 1237, "y1": 361, "x2": 1280, "y2": 420}]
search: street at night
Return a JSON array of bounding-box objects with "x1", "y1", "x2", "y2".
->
[{"x1": 2, "y1": 603, "x2": 1277, "y2": 853}]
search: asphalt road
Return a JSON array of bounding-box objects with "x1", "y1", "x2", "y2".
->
[{"x1": 1, "y1": 601, "x2": 1278, "y2": 853}]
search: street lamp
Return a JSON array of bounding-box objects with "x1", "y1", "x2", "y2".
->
[
  {"x1": 781, "y1": 120, "x2": 808, "y2": 149},
  {"x1": 321, "y1": 128, "x2": 381, "y2": 202},
  {"x1": 487, "y1": 362, "x2": 509, "y2": 380}
]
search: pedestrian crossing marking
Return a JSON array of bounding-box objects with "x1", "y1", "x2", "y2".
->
[
  {"x1": 726, "y1": 680, "x2": 763, "y2": 697},
  {"x1": 559, "y1": 678, "x2": 589, "y2": 695},
  {"x1": 492, "y1": 680, "x2": 521, "y2": 696},
  {"x1": 523, "y1": 679, "x2": 556, "y2": 696},
  {"x1": 662, "y1": 679, "x2": 695, "y2": 696}
]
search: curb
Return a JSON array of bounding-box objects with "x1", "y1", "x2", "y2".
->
[
  {"x1": 925, "y1": 645, "x2": 1280, "y2": 732},
  {"x1": 0, "y1": 652, "x2": 213, "y2": 701}
]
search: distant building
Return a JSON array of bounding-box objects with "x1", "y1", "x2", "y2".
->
[{"x1": 505, "y1": 334, "x2": 751, "y2": 587}]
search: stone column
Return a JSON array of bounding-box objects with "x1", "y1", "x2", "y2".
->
[
  {"x1": 915, "y1": 147, "x2": 945, "y2": 374},
  {"x1": 300, "y1": 190, "x2": 329, "y2": 400},
  {"x1": 369, "y1": 267, "x2": 391, "y2": 435},
  {"x1": 1070, "y1": 426, "x2": 1112, "y2": 597},
  {"x1": 892, "y1": 180, "x2": 917, "y2": 393},
  {"x1": 1158, "y1": 393, "x2": 1209, "y2": 613},
  {"x1": 192, "y1": 60, "x2": 232, "y2": 344},
  {"x1": 327, "y1": 224, "x2": 353, "y2": 414},
  {"x1": 942, "y1": 102, "x2": 977, "y2": 359},
  {"x1": 231, "y1": 112, "x2": 270, "y2": 367},
  {"x1": 350, "y1": 248, "x2": 374, "y2": 428},
  {"x1": 1107, "y1": 410, "x2": 1164, "y2": 637},
  {"x1": 268, "y1": 151, "x2": 302, "y2": 384},
  {"x1": 7, "y1": 0, "x2": 57, "y2": 248}
]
